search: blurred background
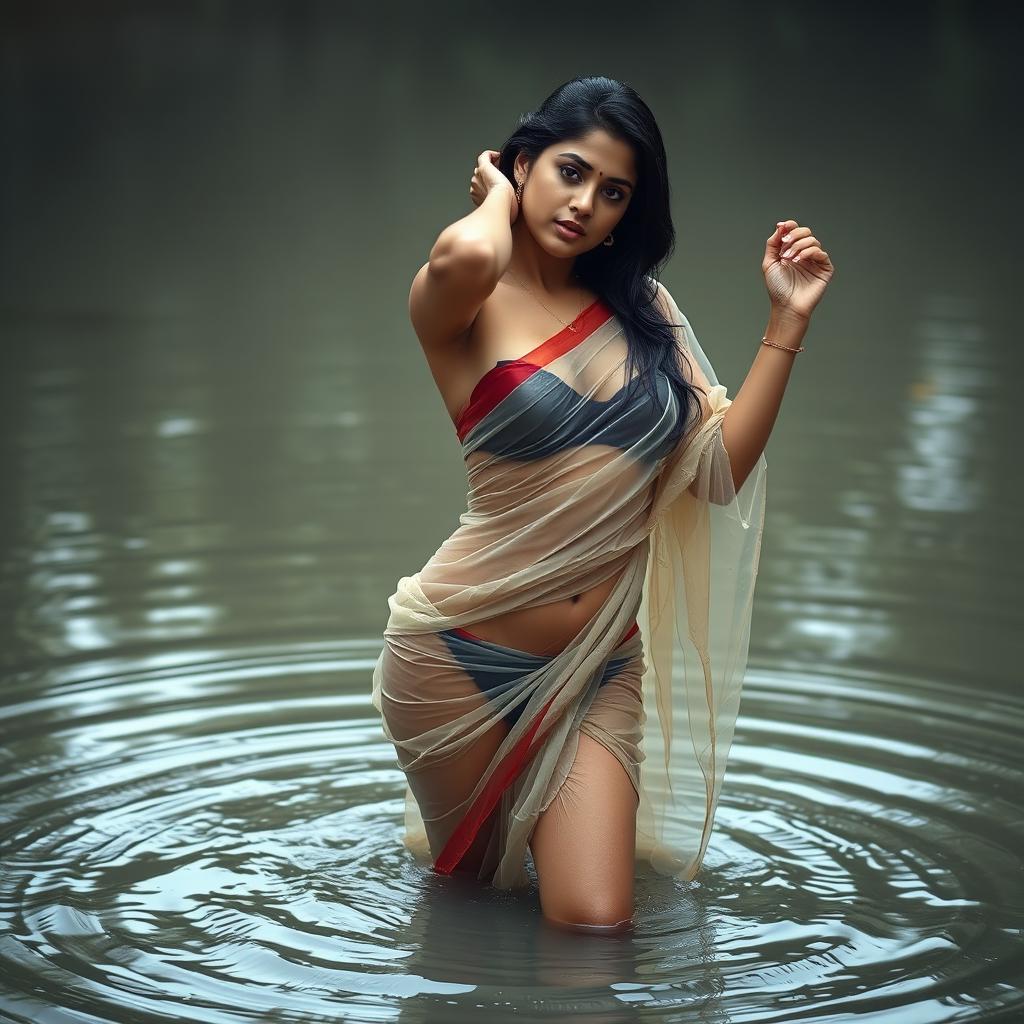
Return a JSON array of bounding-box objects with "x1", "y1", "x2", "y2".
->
[
  {"x1": 1, "y1": 2, "x2": 1020, "y2": 654},
  {"x1": 1, "y1": 3, "x2": 1022, "y2": 1022}
]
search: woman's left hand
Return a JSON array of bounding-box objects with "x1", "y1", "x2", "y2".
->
[{"x1": 762, "y1": 220, "x2": 835, "y2": 320}]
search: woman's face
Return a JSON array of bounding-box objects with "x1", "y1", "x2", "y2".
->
[{"x1": 514, "y1": 129, "x2": 636, "y2": 254}]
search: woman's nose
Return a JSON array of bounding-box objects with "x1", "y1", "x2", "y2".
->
[{"x1": 572, "y1": 187, "x2": 596, "y2": 214}]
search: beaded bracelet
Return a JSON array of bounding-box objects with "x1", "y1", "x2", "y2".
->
[{"x1": 761, "y1": 336, "x2": 805, "y2": 353}]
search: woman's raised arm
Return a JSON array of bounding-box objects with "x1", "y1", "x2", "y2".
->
[{"x1": 408, "y1": 150, "x2": 517, "y2": 354}]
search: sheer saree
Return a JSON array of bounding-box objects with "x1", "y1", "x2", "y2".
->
[{"x1": 371, "y1": 280, "x2": 767, "y2": 890}]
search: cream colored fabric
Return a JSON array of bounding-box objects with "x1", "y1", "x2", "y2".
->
[{"x1": 371, "y1": 279, "x2": 767, "y2": 889}]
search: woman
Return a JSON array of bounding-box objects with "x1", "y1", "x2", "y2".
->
[{"x1": 371, "y1": 76, "x2": 834, "y2": 934}]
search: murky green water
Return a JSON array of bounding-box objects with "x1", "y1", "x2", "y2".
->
[{"x1": 2, "y1": 5, "x2": 1022, "y2": 1023}]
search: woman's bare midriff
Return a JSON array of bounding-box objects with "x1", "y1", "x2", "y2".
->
[{"x1": 459, "y1": 568, "x2": 628, "y2": 658}]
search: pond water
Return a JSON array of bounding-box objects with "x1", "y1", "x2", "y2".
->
[{"x1": 1, "y1": 5, "x2": 1021, "y2": 1023}]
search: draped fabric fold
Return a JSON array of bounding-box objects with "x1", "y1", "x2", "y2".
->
[{"x1": 371, "y1": 279, "x2": 767, "y2": 889}]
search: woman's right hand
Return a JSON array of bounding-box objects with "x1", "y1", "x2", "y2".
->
[{"x1": 470, "y1": 149, "x2": 518, "y2": 221}]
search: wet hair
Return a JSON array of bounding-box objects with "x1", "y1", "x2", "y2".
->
[{"x1": 496, "y1": 75, "x2": 705, "y2": 444}]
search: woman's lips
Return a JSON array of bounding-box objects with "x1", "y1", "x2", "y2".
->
[{"x1": 554, "y1": 220, "x2": 585, "y2": 239}]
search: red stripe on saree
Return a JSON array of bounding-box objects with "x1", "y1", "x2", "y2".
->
[
  {"x1": 454, "y1": 298, "x2": 614, "y2": 442},
  {"x1": 433, "y1": 692, "x2": 559, "y2": 875}
]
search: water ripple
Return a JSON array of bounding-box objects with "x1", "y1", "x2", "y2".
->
[{"x1": 1, "y1": 643, "x2": 1022, "y2": 1022}]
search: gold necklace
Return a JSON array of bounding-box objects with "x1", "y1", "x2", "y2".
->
[{"x1": 505, "y1": 270, "x2": 588, "y2": 333}]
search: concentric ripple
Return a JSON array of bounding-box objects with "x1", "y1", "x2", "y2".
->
[{"x1": 1, "y1": 643, "x2": 1021, "y2": 1023}]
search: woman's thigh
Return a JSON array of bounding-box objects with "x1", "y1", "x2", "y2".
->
[
  {"x1": 377, "y1": 635, "x2": 511, "y2": 874},
  {"x1": 527, "y1": 658, "x2": 645, "y2": 934}
]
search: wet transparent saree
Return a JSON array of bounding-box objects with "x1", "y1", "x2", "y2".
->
[{"x1": 371, "y1": 280, "x2": 767, "y2": 890}]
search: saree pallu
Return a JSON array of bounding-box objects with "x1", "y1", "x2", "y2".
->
[{"x1": 371, "y1": 280, "x2": 767, "y2": 890}]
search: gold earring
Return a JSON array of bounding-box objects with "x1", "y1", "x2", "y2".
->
[
  {"x1": 602, "y1": 232, "x2": 614, "y2": 247},
  {"x1": 516, "y1": 177, "x2": 524, "y2": 204}
]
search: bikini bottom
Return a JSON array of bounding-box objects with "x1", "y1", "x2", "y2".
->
[{"x1": 437, "y1": 618, "x2": 640, "y2": 732}]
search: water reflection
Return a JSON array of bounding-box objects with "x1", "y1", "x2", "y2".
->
[{"x1": 899, "y1": 293, "x2": 991, "y2": 514}]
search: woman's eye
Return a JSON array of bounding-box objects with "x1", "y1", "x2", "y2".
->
[{"x1": 559, "y1": 165, "x2": 624, "y2": 201}]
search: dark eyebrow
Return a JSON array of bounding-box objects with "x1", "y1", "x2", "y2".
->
[{"x1": 556, "y1": 152, "x2": 634, "y2": 190}]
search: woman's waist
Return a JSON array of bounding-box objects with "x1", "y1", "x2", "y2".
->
[
  {"x1": 385, "y1": 537, "x2": 650, "y2": 638},
  {"x1": 442, "y1": 565, "x2": 634, "y2": 658},
  {"x1": 418, "y1": 541, "x2": 635, "y2": 603},
  {"x1": 449, "y1": 610, "x2": 641, "y2": 660}
]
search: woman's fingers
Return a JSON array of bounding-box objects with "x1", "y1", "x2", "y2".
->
[
  {"x1": 794, "y1": 246, "x2": 831, "y2": 265},
  {"x1": 781, "y1": 236, "x2": 819, "y2": 260},
  {"x1": 768, "y1": 223, "x2": 832, "y2": 264},
  {"x1": 780, "y1": 226, "x2": 811, "y2": 244},
  {"x1": 768, "y1": 220, "x2": 807, "y2": 247}
]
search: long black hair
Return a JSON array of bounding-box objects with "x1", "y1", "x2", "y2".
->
[{"x1": 496, "y1": 75, "x2": 705, "y2": 446}]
